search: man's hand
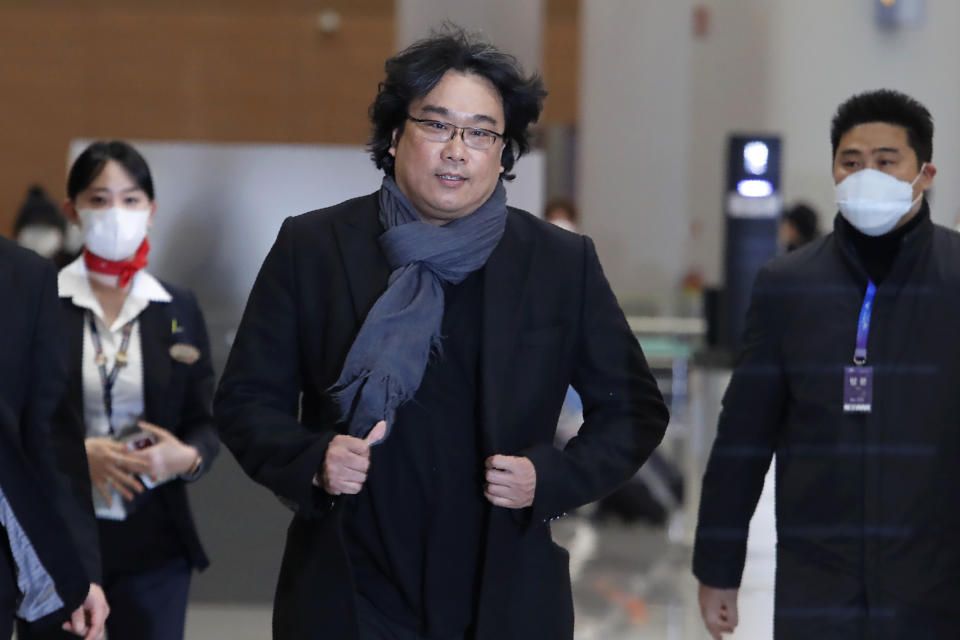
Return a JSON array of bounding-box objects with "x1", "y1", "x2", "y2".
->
[
  {"x1": 484, "y1": 455, "x2": 536, "y2": 509},
  {"x1": 317, "y1": 421, "x2": 386, "y2": 495},
  {"x1": 63, "y1": 583, "x2": 109, "y2": 639},
  {"x1": 698, "y1": 583, "x2": 739, "y2": 640}
]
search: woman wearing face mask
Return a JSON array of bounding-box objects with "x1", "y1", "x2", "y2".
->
[{"x1": 20, "y1": 141, "x2": 219, "y2": 640}]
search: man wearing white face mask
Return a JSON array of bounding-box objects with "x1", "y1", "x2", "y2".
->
[{"x1": 694, "y1": 89, "x2": 960, "y2": 640}]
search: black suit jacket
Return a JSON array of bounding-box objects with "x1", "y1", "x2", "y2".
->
[
  {"x1": 56, "y1": 278, "x2": 220, "y2": 572},
  {"x1": 216, "y1": 192, "x2": 669, "y2": 639},
  {"x1": 0, "y1": 237, "x2": 91, "y2": 628}
]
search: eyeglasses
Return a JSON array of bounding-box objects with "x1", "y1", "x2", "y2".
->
[{"x1": 406, "y1": 115, "x2": 504, "y2": 151}]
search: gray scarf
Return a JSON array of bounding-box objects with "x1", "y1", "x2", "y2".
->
[{"x1": 330, "y1": 176, "x2": 507, "y2": 440}]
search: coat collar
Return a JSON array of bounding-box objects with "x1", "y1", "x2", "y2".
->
[
  {"x1": 331, "y1": 192, "x2": 535, "y2": 451},
  {"x1": 833, "y1": 200, "x2": 935, "y2": 291}
]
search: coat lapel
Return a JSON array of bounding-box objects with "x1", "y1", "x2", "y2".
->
[
  {"x1": 480, "y1": 210, "x2": 534, "y2": 454},
  {"x1": 332, "y1": 194, "x2": 392, "y2": 325},
  {"x1": 138, "y1": 302, "x2": 172, "y2": 425}
]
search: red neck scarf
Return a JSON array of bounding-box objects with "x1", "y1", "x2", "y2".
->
[{"x1": 83, "y1": 239, "x2": 150, "y2": 288}]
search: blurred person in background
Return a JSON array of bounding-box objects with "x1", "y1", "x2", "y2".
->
[
  {"x1": 13, "y1": 185, "x2": 70, "y2": 266},
  {"x1": 216, "y1": 28, "x2": 669, "y2": 640},
  {"x1": 20, "y1": 141, "x2": 219, "y2": 640},
  {"x1": 0, "y1": 235, "x2": 108, "y2": 639},
  {"x1": 694, "y1": 89, "x2": 960, "y2": 639},
  {"x1": 543, "y1": 197, "x2": 579, "y2": 233},
  {"x1": 778, "y1": 201, "x2": 821, "y2": 252}
]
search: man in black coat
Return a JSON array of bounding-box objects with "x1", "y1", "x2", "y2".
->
[
  {"x1": 216, "y1": 29, "x2": 669, "y2": 640},
  {"x1": 0, "y1": 236, "x2": 108, "y2": 638},
  {"x1": 695, "y1": 89, "x2": 960, "y2": 639}
]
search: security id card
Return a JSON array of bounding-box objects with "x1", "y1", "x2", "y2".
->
[{"x1": 843, "y1": 365, "x2": 873, "y2": 413}]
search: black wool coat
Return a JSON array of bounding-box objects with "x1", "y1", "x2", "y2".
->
[
  {"x1": 0, "y1": 237, "x2": 91, "y2": 630},
  {"x1": 216, "y1": 192, "x2": 670, "y2": 640}
]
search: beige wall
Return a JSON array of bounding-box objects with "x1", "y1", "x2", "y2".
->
[
  {"x1": 0, "y1": 1, "x2": 398, "y2": 233},
  {"x1": 397, "y1": 0, "x2": 543, "y2": 75},
  {"x1": 579, "y1": 0, "x2": 960, "y2": 305},
  {"x1": 0, "y1": 0, "x2": 580, "y2": 234},
  {"x1": 6, "y1": 0, "x2": 956, "y2": 304},
  {"x1": 578, "y1": 0, "x2": 695, "y2": 309},
  {"x1": 765, "y1": 1, "x2": 960, "y2": 232},
  {"x1": 686, "y1": 0, "x2": 772, "y2": 291}
]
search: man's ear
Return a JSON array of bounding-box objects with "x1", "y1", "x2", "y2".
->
[
  {"x1": 388, "y1": 128, "x2": 399, "y2": 158},
  {"x1": 919, "y1": 162, "x2": 937, "y2": 192}
]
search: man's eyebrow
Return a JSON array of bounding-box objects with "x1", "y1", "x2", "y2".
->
[
  {"x1": 419, "y1": 105, "x2": 450, "y2": 118},
  {"x1": 871, "y1": 147, "x2": 901, "y2": 154},
  {"x1": 470, "y1": 113, "x2": 499, "y2": 127},
  {"x1": 838, "y1": 149, "x2": 863, "y2": 156},
  {"x1": 420, "y1": 104, "x2": 500, "y2": 128}
]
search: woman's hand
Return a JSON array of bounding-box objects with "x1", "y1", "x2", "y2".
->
[
  {"x1": 129, "y1": 421, "x2": 200, "y2": 480},
  {"x1": 85, "y1": 438, "x2": 151, "y2": 505}
]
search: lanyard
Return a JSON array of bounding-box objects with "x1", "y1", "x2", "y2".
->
[
  {"x1": 853, "y1": 281, "x2": 877, "y2": 365},
  {"x1": 87, "y1": 311, "x2": 135, "y2": 433}
]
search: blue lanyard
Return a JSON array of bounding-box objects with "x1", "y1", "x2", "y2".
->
[
  {"x1": 853, "y1": 281, "x2": 877, "y2": 365},
  {"x1": 87, "y1": 311, "x2": 136, "y2": 434}
]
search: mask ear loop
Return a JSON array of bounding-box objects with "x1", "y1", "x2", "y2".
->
[
  {"x1": 910, "y1": 163, "x2": 927, "y2": 187},
  {"x1": 909, "y1": 163, "x2": 927, "y2": 208}
]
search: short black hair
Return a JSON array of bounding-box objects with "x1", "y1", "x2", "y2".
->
[
  {"x1": 783, "y1": 202, "x2": 819, "y2": 243},
  {"x1": 830, "y1": 89, "x2": 933, "y2": 164},
  {"x1": 67, "y1": 140, "x2": 155, "y2": 201},
  {"x1": 368, "y1": 26, "x2": 547, "y2": 181}
]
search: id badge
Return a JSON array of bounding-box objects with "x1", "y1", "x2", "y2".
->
[{"x1": 843, "y1": 366, "x2": 873, "y2": 413}]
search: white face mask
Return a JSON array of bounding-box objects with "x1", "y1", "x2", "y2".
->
[
  {"x1": 17, "y1": 226, "x2": 63, "y2": 259},
  {"x1": 77, "y1": 207, "x2": 151, "y2": 261},
  {"x1": 835, "y1": 165, "x2": 925, "y2": 237}
]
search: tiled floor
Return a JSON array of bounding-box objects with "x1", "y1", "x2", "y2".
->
[
  {"x1": 185, "y1": 466, "x2": 780, "y2": 639},
  {"x1": 185, "y1": 604, "x2": 272, "y2": 640},
  {"x1": 185, "y1": 512, "x2": 778, "y2": 639},
  {"x1": 553, "y1": 515, "x2": 774, "y2": 640}
]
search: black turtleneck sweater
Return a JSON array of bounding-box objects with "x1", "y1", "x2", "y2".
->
[
  {"x1": 840, "y1": 201, "x2": 928, "y2": 284},
  {"x1": 344, "y1": 269, "x2": 487, "y2": 639}
]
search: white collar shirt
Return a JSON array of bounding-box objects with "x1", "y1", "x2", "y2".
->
[{"x1": 58, "y1": 256, "x2": 172, "y2": 519}]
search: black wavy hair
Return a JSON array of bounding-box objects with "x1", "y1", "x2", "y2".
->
[
  {"x1": 830, "y1": 89, "x2": 933, "y2": 164},
  {"x1": 368, "y1": 26, "x2": 547, "y2": 181},
  {"x1": 67, "y1": 140, "x2": 155, "y2": 201}
]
